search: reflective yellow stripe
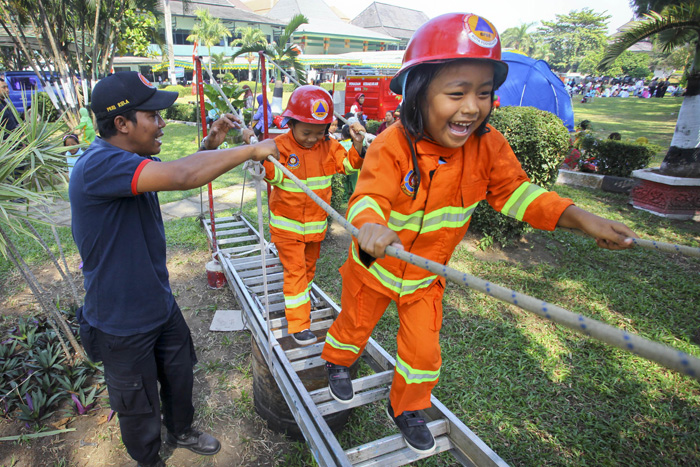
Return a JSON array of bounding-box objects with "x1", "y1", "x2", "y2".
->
[
  {"x1": 500, "y1": 182, "x2": 547, "y2": 221},
  {"x1": 277, "y1": 175, "x2": 332, "y2": 193},
  {"x1": 270, "y1": 213, "x2": 327, "y2": 236},
  {"x1": 351, "y1": 244, "x2": 436, "y2": 296},
  {"x1": 420, "y1": 202, "x2": 478, "y2": 234},
  {"x1": 347, "y1": 196, "x2": 385, "y2": 224},
  {"x1": 387, "y1": 210, "x2": 423, "y2": 232},
  {"x1": 265, "y1": 166, "x2": 284, "y2": 186},
  {"x1": 395, "y1": 354, "x2": 440, "y2": 384},
  {"x1": 343, "y1": 157, "x2": 360, "y2": 174},
  {"x1": 285, "y1": 289, "x2": 310, "y2": 308},
  {"x1": 326, "y1": 332, "x2": 360, "y2": 354}
]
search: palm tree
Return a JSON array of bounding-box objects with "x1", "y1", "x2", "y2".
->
[
  {"x1": 186, "y1": 8, "x2": 232, "y2": 75},
  {"x1": 210, "y1": 52, "x2": 231, "y2": 78},
  {"x1": 600, "y1": 2, "x2": 700, "y2": 177},
  {"x1": 232, "y1": 14, "x2": 308, "y2": 114},
  {"x1": 501, "y1": 23, "x2": 536, "y2": 54},
  {"x1": 231, "y1": 26, "x2": 268, "y2": 81}
]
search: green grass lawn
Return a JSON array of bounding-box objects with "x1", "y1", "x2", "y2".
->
[{"x1": 572, "y1": 97, "x2": 683, "y2": 167}]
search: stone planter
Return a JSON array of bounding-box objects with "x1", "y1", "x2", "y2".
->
[
  {"x1": 556, "y1": 169, "x2": 635, "y2": 194},
  {"x1": 630, "y1": 168, "x2": 700, "y2": 220}
]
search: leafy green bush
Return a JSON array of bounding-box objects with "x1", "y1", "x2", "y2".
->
[
  {"x1": 579, "y1": 138, "x2": 656, "y2": 177},
  {"x1": 164, "y1": 103, "x2": 198, "y2": 122},
  {"x1": 469, "y1": 106, "x2": 570, "y2": 247},
  {"x1": 365, "y1": 119, "x2": 380, "y2": 135},
  {"x1": 329, "y1": 173, "x2": 347, "y2": 221},
  {"x1": 162, "y1": 85, "x2": 191, "y2": 98}
]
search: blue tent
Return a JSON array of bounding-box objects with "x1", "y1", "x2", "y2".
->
[{"x1": 496, "y1": 52, "x2": 575, "y2": 132}]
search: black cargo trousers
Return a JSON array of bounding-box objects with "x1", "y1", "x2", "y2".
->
[{"x1": 78, "y1": 305, "x2": 197, "y2": 464}]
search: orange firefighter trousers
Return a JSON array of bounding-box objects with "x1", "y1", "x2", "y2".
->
[
  {"x1": 321, "y1": 271, "x2": 444, "y2": 416},
  {"x1": 275, "y1": 239, "x2": 321, "y2": 334}
]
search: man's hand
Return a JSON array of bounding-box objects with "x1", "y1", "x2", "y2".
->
[
  {"x1": 204, "y1": 113, "x2": 243, "y2": 150},
  {"x1": 242, "y1": 128, "x2": 255, "y2": 145},
  {"x1": 250, "y1": 139, "x2": 279, "y2": 162},
  {"x1": 356, "y1": 223, "x2": 403, "y2": 258},
  {"x1": 349, "y1": 122, "x2": 366, "y2": 155}
]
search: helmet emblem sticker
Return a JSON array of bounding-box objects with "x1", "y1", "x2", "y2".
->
[
  {"x1": 400, "y1": 170, "x2": 418, "y2": 197},
  {"x1": 311, "y1": 99, "x2": 329, "y2": 120},
  {"x1": 287, "y1": 154, "x2": 300, "y2": 170},
  {"x1": 464, "y1": 15, "x2": 498, "y2": 48}
]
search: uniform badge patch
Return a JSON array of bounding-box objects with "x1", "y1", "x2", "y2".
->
[
  {"x1": 287, "y1": 154, "x2": 300, "y2": 170},
  {"x1": 311, "y1": 99, "x2": 329, "y2": 121},
  {"x1": 464, "y1": 15, "x2": 498, "y2": 49},
  {"x1": 138, "y1": 73, "x2": 157, "y2": 89},
  {"x1": 400, "y1": 170, "x2": 418, "y2": 197}
]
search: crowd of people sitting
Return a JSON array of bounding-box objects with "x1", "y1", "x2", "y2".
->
[{"x1": 567, "y1": 77, "x2": 685, "y2": 103}]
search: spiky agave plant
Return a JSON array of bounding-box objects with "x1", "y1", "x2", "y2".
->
[{"x1": 599, "y1": 2, "x2": 700, "y2": 177}]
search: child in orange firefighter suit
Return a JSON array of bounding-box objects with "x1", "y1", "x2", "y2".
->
[
  {"x1": 320, "y1": 12, "x2": 637, "y2": 455},
  {"x1": 262, "y1": 85, "x2": 366, "y2": 346}
]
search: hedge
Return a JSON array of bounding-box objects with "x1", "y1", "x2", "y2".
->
[
  {"x1": 469, "y1": 106, "x2": 571, "y2": 247},
  {"x1": 579, "y1": 138, "x2": 656, "y2": 177},
  {"x1": 164, "y1": 103, "x2": 198, "y2": 122},
  {"x1": 162, "y1": 85, "x2": 191, "y2": 98}
]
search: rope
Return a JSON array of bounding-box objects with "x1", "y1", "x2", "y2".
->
[
  {"x1": 561, "y1": 227, "x2": 700, "y2": 258},
  {"x1": 263, "y1": 154, "x2": 700, "y2": 381}
]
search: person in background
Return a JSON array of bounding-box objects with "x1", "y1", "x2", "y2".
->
[
  {"x1": 377, "y1": 110, "x2": 396, "y2": 134},
  {"x1": 320, "y1": 13, "x2": 637, "y2": 455},
  {"x1": 350, "y1": 93, "x2": 366, "y2": 124},
  {"x1": 63, "y1": 133, "x2": 83, "y2": 178},
  {"x1": 70, "y1": 71, "x2": 278, "y2": 467},
  {"x1": 251, "y1": 94, "x2": 273, "y2": 138},
  {"x1": 77, "y1": 107, "x2": 96, "y2": 144},
  {"x1": 241, "y1": 85, "x2": 254, "y2": 109}
]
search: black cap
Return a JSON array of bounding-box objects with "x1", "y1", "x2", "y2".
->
[{"x1": 91, "y1": 72, "x2": 178, "y2": 120}]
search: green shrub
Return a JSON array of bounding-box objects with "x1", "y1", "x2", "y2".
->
[
  {"x1": 329, "y1": 173, "x2": 347, "y2": 221},
  {"x1": 320, "y1": 82, "x2": 345, "y2": 92},
  {"x1": 164, "y1": 103, "x2": 198, "y2": 122},
  {"x1": 365, "y1": 119, "x2": 380, "y2": 135},
  {"x1": 579, "y1": 138, "x2": 655, "y2": 177},
  {"x1": 162, "y1": 85, "x2": 191, "y2": 98},
  {"x1": 469, "y1": 106, "x2": 570, "y2": 247}
]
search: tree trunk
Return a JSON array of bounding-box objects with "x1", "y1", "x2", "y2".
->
[
  {"x1": 163, "y1": 0, "x2": 177, "y2": 85},
  {"x1": 659, "y1": 71, "x2": 700, "y2": 178}
]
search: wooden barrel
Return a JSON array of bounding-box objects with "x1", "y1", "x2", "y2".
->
[{"x1": 251, "y1": 335, "x2": 355, "y2": 440}]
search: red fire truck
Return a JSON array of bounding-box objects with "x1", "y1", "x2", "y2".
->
[{"x1": 344, "y1": 75, "x2": 402, "y2": 121}]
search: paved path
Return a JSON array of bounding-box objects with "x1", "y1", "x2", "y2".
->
[{"x1": 41, "y1": 184, "x2": 257, "y2": 227}]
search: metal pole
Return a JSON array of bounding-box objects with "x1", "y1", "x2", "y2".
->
[
  {"x1": 263, "y1": 154, "x2": 700, "y2": 381},
  {"x1": 194, "y1": 56, "x2": 217, "y2": 256}
]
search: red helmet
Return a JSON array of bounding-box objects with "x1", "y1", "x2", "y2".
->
[
  {"x1": 390, "y1": 13, "x2": 508, "y2": 94},
  {"x1": 281, "y1": 85, "x2": 334, "y2": 125}
]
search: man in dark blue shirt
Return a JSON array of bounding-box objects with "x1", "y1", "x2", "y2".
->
[{"x1": 70, "y1": 72, "x2": 278, "y2": 467}]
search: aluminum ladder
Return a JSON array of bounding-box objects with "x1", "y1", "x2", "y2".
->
[{"x1": 203, "y1": 214, "x2": 509, "y2": 467}]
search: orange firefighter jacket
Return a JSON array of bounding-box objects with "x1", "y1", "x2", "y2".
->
[
  {"x1": 263, "y1": 131, "x2": 364, "y2": 243},
  {"x1": 344, "y1": 122, "x2": 574, "y2": 305}
]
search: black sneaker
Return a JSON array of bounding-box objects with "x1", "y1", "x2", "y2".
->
[
  {"x1": 165, "y1": 428, "x2": 221, "y2": 456},
  {"x1": 292, "y1": 329, "x2": 317, "y2": 346},
  {"x1": 326, "y1": 361, "x2": 354, "y2": 403},
  {"x1": 386, "y1": 401, "x2": 436, "y2": 454}
]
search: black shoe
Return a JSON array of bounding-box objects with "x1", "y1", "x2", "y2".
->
[
  {"x1": 165, "y1": 428, "x2": 221, "y2": 456},
  {"x1": 386, "y1": 402, "x2": 436, "y2": 454},
  {"x1": 326, "y1": 362, "x2": 354, "y2": 403},
  {"x1": 137, "y1": 458, "x2": 165, "y2": 467},
  {"x1": 292, "y1": 329, "x2": 317, "y2": 346}
]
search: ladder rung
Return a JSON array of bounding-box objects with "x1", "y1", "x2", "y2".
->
[
  {"x1": 291, "y1": 355, "x2": 325, "y2": 372},
  {"x1": 214, "y1": 227, "x2": 250, "y2": 236},
  {"x1": 272, "y1": 319, "x2": 333, "y2": 339},
  {"x1": 244, "y1": 272, "x2": 285, "y2": 285},
  {"x1": 267, "y1": 307, "x2": 334, "y2": 329},
  {"x1": 348, "y1": 421, "x2": 451, "y2": 466},
  {"x1": 285, "y1": 342, "x2": 324, "y2": 360},
  {"x1": 230, "y1": 255, "x2": 279, "y2": 268},
  {"x1": 249, "y1": 281, "x2": 284, "y2": 294},
  {"x1": 208, "y1": 216, "x2": 243, "y2": 224},
  {"x1": 237, "y1": 265, "x2": 283, "y2": 278},
  {"x1": 217, "y1": 236, "x2": 261, "y2": 247},
  {"x1": 316, "y1": 387, "x2": 390, "y2": 415}
]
